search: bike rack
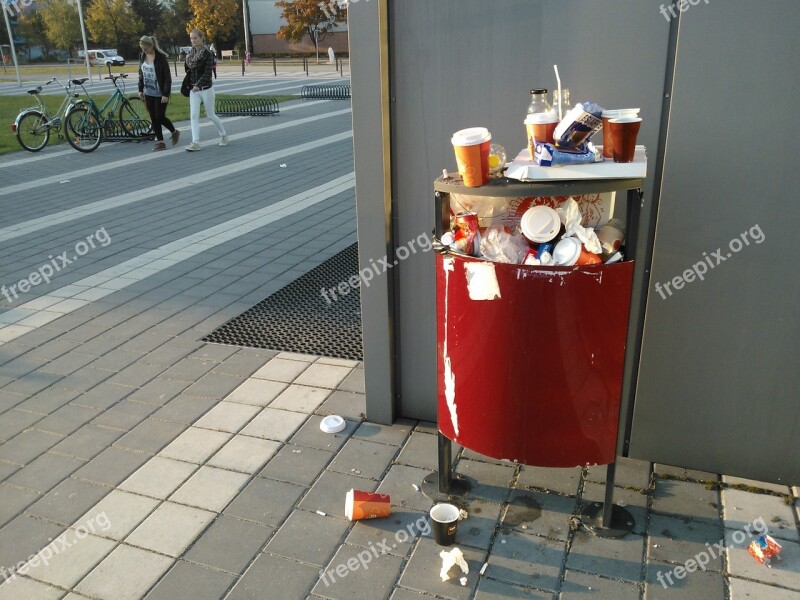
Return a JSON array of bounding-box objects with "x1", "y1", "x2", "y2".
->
[
  {"x1": 101, "y1": 119, "x2": 155, "y2": 142},
  {"x1": 215, "y1": 97, "x2": 280, "y2": 116},
  {"x1": 300, "y1": 84, "x2": 351, "y2": 100}
]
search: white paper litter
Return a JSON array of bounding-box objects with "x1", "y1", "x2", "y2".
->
[
  {"x1": 556, "y1": 198, "x2": 602, "y2": 254},
  {"x1": 316, "y1": 510, "x2": 327, "y2": 516},
  {"x1": 412, "y1": 484, "x2": 420, "y2": 491},
  {"x1": 439, "y1": 547, "x2": 469, "y2": 582}
]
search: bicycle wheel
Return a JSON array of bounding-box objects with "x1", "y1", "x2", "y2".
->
[
  {"x1": 16, "y1": 110, "x2": 50, "y2": 152},
  {"x1": 119, "y1": 97, "x2": 151, "y2": 138},
  {"x1": 65, "y1": 106, "x2": 102, "y2": 153}
]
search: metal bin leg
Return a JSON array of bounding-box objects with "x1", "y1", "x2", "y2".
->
[
  {"x1": 578, "y1": 462, "x2": 636, "y2": 538},
  {"x1": 420, "y1": 432, "x2": 471, "y2": 502}
]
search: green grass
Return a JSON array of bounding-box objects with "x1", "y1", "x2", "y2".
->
[{"x1": 0, "y1": 93, "x2": 297, "y2": 155}]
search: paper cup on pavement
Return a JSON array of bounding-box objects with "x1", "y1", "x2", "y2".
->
[
  {"x1": 345, "y1": 490, "x2": 391, "y2": 521},
  {"x1": 601, "y1": 109, "x2": 639, "y2": 158},
  {"x1": 525, "y1": 113, "x2": 559, "y2": 156},
  {"x1": 451, "y1": 127, "x2": 491, "y2": 187},
  {"x1": 520, "y1": 205, "x2": 561, "y2": 244},
  {"x1": 552, "y1": 237, "x2": 602, "y2": 266},
  {"x1": 430, "y1": 503, "x2": 460, "y2": 546},
  {"x1": 608, "y1": 117, "x2": 641, "y2": 163}
]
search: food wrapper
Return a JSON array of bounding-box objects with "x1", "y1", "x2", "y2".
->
[
  {"x1": 553, "y1": 101, "x2": 604, "y2": 151},
  {"x1": 534, "y1": 141, "x2": 602, "y2": 167},
  {"x1": 556, "y1": 198, "x2": 602, "y2": 254},
  {"x1": 479, "y1": 226, "x2": 529, "y2": 264},
  {"x1": 748, "y1": 534, "x2": 782, "y2": 566},
  {"x1": 439, "y1": 547, "x2": 469, "y2": 582},
  {"x1": 451, "y1": 193, "x2": 614, "y2": 229}
]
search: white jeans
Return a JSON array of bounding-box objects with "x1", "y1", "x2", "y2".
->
[{"x1": 189, "y1": 87, "x2": 227, "y2": 143}]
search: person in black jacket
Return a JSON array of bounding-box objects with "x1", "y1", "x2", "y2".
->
[
  {"x1": 138, "y1": 35, "x2": 179, "y2": 151},
  {"x1": 184, "y1": 29, "x2": 228, "y2": 151}
]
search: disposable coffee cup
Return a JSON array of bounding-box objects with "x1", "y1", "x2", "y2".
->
[
  {"x1": 552, "y1": 237, "x2": 602, "y2": 266},
  {"x1": 451, "y1": 127, "x2": 492, "y2": 187},
  {"x1": 345, "y1": 489, "x2": 391, "y2": 521},
  {"x1": 520, "y1": 205, "x2": 561, "y2": 244},
  {"x1": 601, "y1": 109, "x2": 639, "y2": 158},
  {"x1": 608, "y1": 117, "x2": 641, "y2": 163},
  {"x1": 525, "y1": 112, "x2": 559, "y2": 156},
  {"x1": 430, "y1": 503, "x2": 460, "y2": 546}
]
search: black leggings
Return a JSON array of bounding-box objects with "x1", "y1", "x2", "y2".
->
[{"x1": 143, "y1": 95, "x2": 175, "y2": 141}]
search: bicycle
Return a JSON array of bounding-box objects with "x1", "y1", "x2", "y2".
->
[
  {"x1": 12, "y1": 77, "x2": 87, "y2": 152},
  {"x1": 65, "y1": 66, "x2": 151, "y2": 153}
]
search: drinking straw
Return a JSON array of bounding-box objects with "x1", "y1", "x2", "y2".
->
[{"x1": 554, "y1": 64, "x2": 563, "y2": 120}]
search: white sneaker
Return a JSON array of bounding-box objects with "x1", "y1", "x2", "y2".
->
[
  {"x1": 219, "y1": 136, "x2": 229, "y2": 147},
  {"x1": 185, "y1": 142, "x2": 201, "y2": 152}
]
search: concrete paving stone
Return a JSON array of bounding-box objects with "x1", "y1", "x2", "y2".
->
[
  {"x1": 119, "y1": 456, "x2": 198, "y2": 500},
  {"x1": 728, "y1": 578, "x2": 800, "y2": 599},
  {"x1": 301, "y1": 470, "x2": 378, "y2": 518},
  {"x1": 722, "y1": 488, "x2": 798, "y2": 542},
  {"x1": 0, "y1": 390, "x2": 27, "y2": 413},
  {"x1": 74, "y1": 544, "x2": 175, "y2": 600},
  {"x1": 55, "y1": 367, "x2": 115, "y2": 392},
  {"x1": 346, "y1": 510, "x2": 430, "y2": 558},
  {"x1": 389, "y1": 589, "x2": 434, "y2": 600},
  {"x1": 317, "y1": 358, "x2": 360, "y2": 368},
  {"x1": 85, "y1": 348, "x2": 143, "y2": 372},
  {"x1": 474, "y1": 578, "x2": 553, "y2": 599},
  {"x1": 104, "y1": 363, "x2": 166, "y2": 389},
  {"x1": 793, "y1": 486, "x2": 800, "y2": 499},
  {"x1": 312, "y1": 542, "x2": 405, "y2": 599},
  {"x1": 644, "y1": 561, "x2": 725, "y2": 599},
  {"x1": 276, "y1": 352, "x2": 318, "y2": 362},
  {"x1": 269, "y1": 384, "x2": 332, "y2": 414},
  {"x1": 258, "y1": 443, "x2": 334, "y2": 487},
  {"x1": 25, "y1": 338, "x2": 81, "y2": 361},
  {"x1": 185, "y1": 514, "x2": 274, "y2": 575},
  {"x1": 484, "y1": 529, "x2": 564, "y2": 592},
  {"x1": 399, "y1": 537, "x2": 485, "y2": 599},
  {"x1": 0, "y1": 409, "x2": 42, "y2": 441},
  {"x1": 501, "y1": 489, "x2": 576, "y2": 542},
  {"x1": 114, "y1": 418, "x2": 190, "y2": 454},
  {"x1": 0, "y1": 483, "x2": 40, "y2": 528},
  {"x1": 516, "y1": 464, "x2": 582, "y2": 497},
  {"x1": 562, "y1": 569, "x2": 640, "y2": 599},
  {"x1": 6, "y1": 452, "x2": 84, "y2": 494},
  {"x1": 290, "y1": 414, "x2": 359, "y2": 452},
  {"x1": 0, "y1": 356, "x2": 47, "y2": 379},
  {"x1": 225, "y1": 378, "x2": 288, "y2": 407},
  {"x1": 241, "y1": 407, "x2": 308, "y2": 442},
  {"x1": 118, "y1": 332, "x2": 178, "y2": 354},
  {"x1": 126, "y1": 377, "x2": 193, "y2": 407},
  {"x1": 187, "y1": 345, "x2": 240, "y2": 362},
  {"x1": 211, "y1": 352, "x2": 277, "y2": 378},
  {"x1": 0, "y1": 576, "x2": 64, "y2": 599},
  {"x1": 0, "y1": 429, "x2": 64, "y2": 466},
  {"x1": 159, "y1": 358, "x2": 219, "y2": 382},
  {"x1": 148, "y1": 394, "x2": 219, "y2": 425},
  {"x1": 586, "y1": 457, "x2": 653, "y2": 491},
  {"x1": 723, "y1": 475, "x2": 790, "y2": 495},
  {"x1": 652, "y1": 478, "x2": 721, "y2": 523},
  {"x1": 414, "y1": 421, "x2": 437, "y2": 435},
  {"x1": 336, "y1": 368, "x2": 365, "y2": 396},
  {"x1": 265, "y1": 510, "x2": 351, "y2": 566},
  {"x1": 170, "y1": 465, "x2": 251, "y2": 512},
  {"x1": 125, "y1": 501, "x2": 216, "y2": 557},
  {"x1": 38, "y1": 352, "x2": 98, "y2": 376},
  {"x1": 581, "y1": 482, "x2": 649, "y2": 535},
  {"x1": 226, "y1": 553, "x2": 320, "y2": 600},
  {"x1": 49, "y1": 424, "x2": 124, "y2": 461},
  {"x1": 647, "y1": 513, "x2": 724, "y2": 571},
  {"x1": 75, "y1": 335, "x2": 127, "y2": 357},
  {"x1": 456, "y1": 459, "x2": 517, "y2": 505},
  {"x1": 90, "y1": 400, "x2": 158, "y2": 431},
  {"x1": 376, "y1": 464, "x2": 435, "y2": 513},
  {"x1": 158, "y1": 427, "x2": 232, "y2": 464},
  {"x1": 183, "y1": 372, "x2": 246, "y2": 399},
  {"x1": 725, "y1": 529, "x2": 800, "y2": 590},
  {"x1": 26, "y1": 478, "x2": 111, "y2": 526},
  {"x1": 0, "y1": 461, "x2": 19, "y2": 483},
  {"x1": 328, "y1": 438, "x2": 398, "y2": 480},
  {"x1": 143, "y1": 560, "x2": 237, "y2": 600},
  {"x1": 252, "y1": 357, "x2": 311, "y2": 382},
  {"x1": 33, "y1": 404, "x2": 100, "y2": 436},
  {"x1": 208, "y1": 435, "x2": 281, "y2": 475},
  {"x1": 67, "y1": 383, "x2": 134, "y2": 411},
  {"x1": 294, "y1": 363, "x2": 352, "y2": 389},
  {"x1": 224, "y1": 476, "x2": 306, "y2": 527},
  {"x1": 74, "y1": 489, "x2": 159, "y2": 541},
  {"x1": 0, "y1": 515, "x2": 65, "y2": 573},
  {"x1": 567, "y1": 528, "x2": 646, "y2": 583},
  {"x1": 396, "y1": 432, "x2": 439, "y2": 472},
  {"x1": 16, "y1": 387, "x2": 79, "y2": 416},
  {"x1": 194, "y1": 401, "x2": 261, "y2": 434},
  {"x1": 447, "y1": 498, "x2": 502, "y2": 551},
  {"x1": 138, "y1": 344, "x2": 198, "y2": 367},
  {"x1": 22, "y1": 531, "x2": 115, "y2": 589},
  {"x1": 3, "y1": 371, "x2": 63, "y2": 396},
  {"x1": 316, "y1": 390, "x2": 366, "y2": 420}
]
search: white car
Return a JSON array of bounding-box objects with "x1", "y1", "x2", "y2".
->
[{"x1": 81, "y1": 50, "x2": 125, "y2": 67}]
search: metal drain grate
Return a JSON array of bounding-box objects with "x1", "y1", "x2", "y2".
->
[{"x1": 203, "y1": 243, "x2": 362, "y2": 361}]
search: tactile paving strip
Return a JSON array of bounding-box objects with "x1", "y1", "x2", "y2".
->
[{"x1": 203, "y1": 243, "x2": 363, "y2": 361}]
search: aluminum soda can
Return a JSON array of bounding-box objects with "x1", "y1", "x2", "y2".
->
[{"x1": 453, "y1": 212, "x2": 480, "y2": 255}]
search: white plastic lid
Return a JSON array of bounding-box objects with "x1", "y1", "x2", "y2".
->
[
  {"x1": 602, "y1": 108, "x2": 640, "y2": 117},
  {"x1": 320, "y1": 415, "x2": 346, "y2": 433},
  {"x1": 607, "y1": 117, "x2": 642, "y2": 123},
  {"x1": 520, "y1": 206, "x2": 561, "y2": 243},
  {"x1": 451, "y1": 127, "x2": 491, "y2": 146},
  {"x1": 552, "y1": 237, "x2": 581, "y2": 266},
  {"x1": 524, "y1": 112, "x2": 559, "y2": 124}
]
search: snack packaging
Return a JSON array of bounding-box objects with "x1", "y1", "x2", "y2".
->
[
  {"x1": 534, "y1": 141, "x2": 602, "y2": 167},
  {"x1": 553, "y1": 101, "x2": 604, "y2": 151},
  {"x1": 748, "y1": 534, "x2": 782, "y2": 566}
]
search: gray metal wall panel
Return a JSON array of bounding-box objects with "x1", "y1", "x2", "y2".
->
[{"x1": 629, "y1": 0, "x2": 800, "y2": 483}]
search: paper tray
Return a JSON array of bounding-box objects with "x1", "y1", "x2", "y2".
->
[{"x1": 504, "y1": 146, "x2": 647, "y2": 181}]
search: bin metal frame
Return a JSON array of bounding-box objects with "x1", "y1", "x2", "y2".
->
[{"x1": 423, "y1": 175, "x2": 644, "y2": 538}]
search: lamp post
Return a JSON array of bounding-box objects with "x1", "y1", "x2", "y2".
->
[
  {"x1": 2, "y1": 1, "x2": 21, "y2": 85},
  {"x1": 242, "y1": 0, "x2": 250, "y2": 58},
  {"x1": 75, "y1": 0, "x2": 92, "y2": 83},
  {"x1": 314, "y1": 29, "x2": 319, "y2": 64}
]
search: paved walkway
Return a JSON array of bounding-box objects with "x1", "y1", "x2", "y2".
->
[{"x1": 0, "y1": 82, "x2": 798, "y2": 599}]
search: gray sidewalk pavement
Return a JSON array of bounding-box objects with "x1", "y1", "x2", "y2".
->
[{"x1": 0, "y1": 89, "x2": 798, "y2": 599}]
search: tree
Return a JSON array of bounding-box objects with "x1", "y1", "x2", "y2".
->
[
  {"x1": 85, "y1": 0, "x2": 143, "y2": 50},
  {"x1": 187, "y1": 0, "x2": 240, "y2": 44},
  {"x1": 39, "y1": 0, "x2": 83, "y2": 54},
  {"x1": 131, "y1": 0, "x2": 164, "y2": 38},
  {"x1": 159, "y1": 0, "x2": 193, "y2": 50},
  {"x1": 18, "y1": 11, "x2": 54, "y2": 61},
  {"x1": 274, "y1": 0, "x2": 346, "y2": 46}
]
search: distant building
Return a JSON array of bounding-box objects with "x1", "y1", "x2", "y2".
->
[{"x1": 247, "y1": 1, "x2": 348, "y2": 55}]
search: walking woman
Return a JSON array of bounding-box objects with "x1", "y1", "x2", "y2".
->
[
  {"x1": 137, "y1": 35, "x2": 179, "y2": 151},
  {"x1": 184, "y1": 29, "x2": 228, "y2": 151}
]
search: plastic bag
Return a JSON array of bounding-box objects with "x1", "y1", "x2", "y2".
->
[{"x1": 479, "y1": 226, "x2": 529, "y2": 263}]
